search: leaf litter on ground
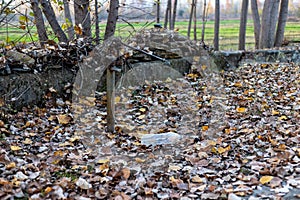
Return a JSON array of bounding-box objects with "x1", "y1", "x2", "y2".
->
[{"x1": 0, "y1": 62, "x2": 300, "y2": 199}]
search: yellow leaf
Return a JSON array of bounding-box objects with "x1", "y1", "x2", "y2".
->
[
  {"x1": 115, "y1": 96, "x2": 121, "y2": 103},
  {"x1": 97, "y1": 159, "x2": 110, "y2": 164},
  {"x1": 135, "y1": 158, "x2": 145, "y2": 163},
  {"x1": 71, "y1": 165, "x2": 80, "y2": 170},
  {"x1": 217, "y1": 145, "x2": 231, "y2": 154},
  {"x1": 236, "y1": 107, "x2": 247, "y2": 113},
  {"x1": 54, "y1": 150, "x2": 65, "y2": 157},
  {"x1": 249, "y1": 89, "x2": 255, "y2": 93},
  {"x1": 69, "y1": 136, "x2": 81, "y2": 142},
  {"x1": 234, "y1": 82, "x2": 243, "y2": 87},
  {"x1": 261, "y1": 64, "x2": 268, "y2": 68},
  {"x1": 48, "y1": 115, "x2": 56, "y2": 121},
  {"x1": 211, "y1": 147, "x2": 217, "y2": 154},
  {"x1": 224, "y1": 128, "x2": 231, "y2": 134},
  {"x1": 260, "y1": 176, "x2": 273, "y2": 184},
  {"x1": 201, "y1": 65, "x2": 207, "y2": 70},
  {"x1": 25, "y1": 121, "x2": 34, "y2": 128},
  {"x1": 168, "y1": 165, "x2": 182, "y2": 171},
  {"x1": 23, "y1": 138, "x2": 33, "y2": 145},
  {"x1": 137, "y1": 114, "x2": 145, "y2": 120},
  {"x1": 10, "y1": 146, "x2": 22, "y2": 151},
  {"x1": 74, "y1": 24, "x2": 82, "y2": 35},
  {"x1": 278, "y1": 115, "x2": 287, "y2": 121},
  {"x1": 272, "y1": 110, "x2": 280, "y2": 115},
  {"x1": 6, "y1": 162, "x2": 16, "y2": 169},
  {"x1": 217, "y1": 147, "x2": 226, "y2": 154},
  {"x1": 139, "y1": 107, "x2": 146, "y2": 112},
  {"x1": 44, "y1": 187, "x2": 52, "y2": 194},
  {"x1": 202, "y1": 125, "x2": 209, "y2": 131},
  {"x1": 57, "y1": 114, "x2": 71, "y2": 125}
]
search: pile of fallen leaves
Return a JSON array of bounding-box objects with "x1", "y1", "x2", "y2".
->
[{"x1": 0, "y1": 62, "x2": 300, "y2": 199}]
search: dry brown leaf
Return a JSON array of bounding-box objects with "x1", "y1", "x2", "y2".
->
[
  {"x1": 121, "y1": 168, "x2": 131, "y2": 179},
  {"x1": 191, "y1": 175, "x2": 203, "y2": 183},
  {"x1": 57, "y1": 114, "x2": 71, "y2": 125}
]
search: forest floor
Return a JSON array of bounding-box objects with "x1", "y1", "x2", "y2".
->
[{"x1": 1, "y1": 61, "x2": 300, "y2": 199}]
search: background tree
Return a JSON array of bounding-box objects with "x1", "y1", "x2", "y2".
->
[
  {"x1": 63, "y1": 0, "x2": 74, "y2": 41},
  {"x1": 74, "y1": 0, "x2": 91, "y2": 38},
  {"x1": 40, "y1": 0, "x2": 68, "y2": 43},
  {"x1": 214, "y1": 0, "x2": 220, "y2": 50},
  {"x1": 193, "y1": 0, "x2": 197, "y2": 40},
  {"x1": 156, "y1": 0, "x2": 160, "y2": 23},
  {"x1": 170, "y1": 0, "x2": 177, "y2": 30},
  {"x1": 274, "y1": 0, "x2": 289, "y2": 47},
  {"x1": 238, "y1": 0, "x2": 249, "y2": 50},
  {"x1": 201, "y1": 0, "x2": 207, "y2": 43},
  {"x1": 30, "y1": 0, "x2": 48, "y2": 46},
  {"x1": 187, "y1": 0, "x2": 196, "y2": 39},
  {"x1": 164, "y1": 0, "x2": 171, "y2": 29},
  {"x1": 95, "y1": 0, "x2": 100, "y2": 44},
  {"x1": 259, "y1": 0, "x2": 280, "y2": 48},
  {"x1": 250, "y1": 0, "x2": 260, "y2": 49},
  {"x1": 104, "y1": 0, "x2": 119, "y2": 40}
]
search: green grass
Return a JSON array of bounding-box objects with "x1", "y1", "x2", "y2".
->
[{"x1": 1, "y1": 19, "x2": 300, "y2": 50}]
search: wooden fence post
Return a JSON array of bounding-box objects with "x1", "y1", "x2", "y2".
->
[{"x1": 106, "y1": 67, "x2": 115, "y2": 132}]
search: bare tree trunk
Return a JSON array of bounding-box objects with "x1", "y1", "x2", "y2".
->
[
  {"x1": 63, "y1": 0, "x2": 74, "y2": 41},
  {"x1": 201, "y1": 0, "x2": 207, "y2": 43},
  {"x1": 30, "y1": 0, "x2": 48, "y2": 46},
  {"x1": 259, "y1": 0, "x2": 271, "y2": 49},
  {"x1": 250, "y1": 0, "x2": 260, "y2": 49},
  {"x1": 274, "y1": 0, "x2": 288, "y2": 47},
  {"x1": 193, "y1": 0, "x2": 197, "y2": 40},
  {"x1": 95, "y1": 0, "x2": 100, "y2": 44},
  {"x1": 238, "y1": 0, "x2": 248, "y2": 50},
  {"x1": 259, "y1": 0, "x2": 280, "y2": 48},
  {"x1": 170, "y1": 0, "x2": 177, "y2": 30},
  {"x1": 187, "y1": 0, "x2": 195, "y2": 39},
  {"x1": 214, "y1": 0, "x2": 220, "y2": 50},
  {"x1": 39, "y1": 0, "x2": 68, "y2": 43},
  {"x1": 104, "y1": 0, "x2": 119, "y2": 40},
  {"x1": 74, "y1": 0, "x2": 91, "y2": 38},
  {"x1": 156, "y1": 0, "x2": 160, "y2": 23},
  {"x1": 164, "y1": 0, "x2": 171, "y2": 29},
  {"x1": 269, "y1": 0, "x2": 280, "y2": 46}
]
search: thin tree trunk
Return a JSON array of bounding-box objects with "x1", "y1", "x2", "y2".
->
[
  {"x1": 63, "y1": 0, "x2": 74, "y2": 41},
  {"x1": 259, "y1": 0, "x2": 271, "y2": 49},
  {"x1": 201, "y1": 0, "x2": 207, "y2": 43},
  {"x1": 39, "y1": 0, "x2": 68, "y2": 43},
  {"x1": 164, "y1": 0, "x2": 171, "y2": 29},
  {"x1": 250, "y1": 0, "x2": 260, "y2": 49},
  {"x1": 170, "y1": 0, "x2": 177, "y2": 30},
  {"x1": 269, "y1": 0, "x2": 280, "y2": 47},
  {"x1": 274, "y1": 0, "x2": 289, "y2": 47},
  {"x1": 259, "y1": 0, "x2": 280, "y2": 48},
  {"x1": 187, "y1": 0, "x2": 195, "y2": 39},
  {"x1": 193, "y1": 0, "x2": 197, "y2": 40},
  {"x1": 95, "y1": 0, "x2": 100, "y2": 44},
  {"x1": 30, "y1": 0, "x2": 48, "y2": 46},
  {"x1": 74, "y1": 0, "x2": 91, "y2": 38},
  {"x1": 214, "y1": 0, "x2": 220, "y2": 50},
  {"x1": 238, "y1": 0, "x2": 248, "y2": 50},
  {"x1": 156, "y1": 0, "x2": 160, "y2": 23},
  {"x1": 104, "y1": 0, "x2": 119, "y2": 40}
]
